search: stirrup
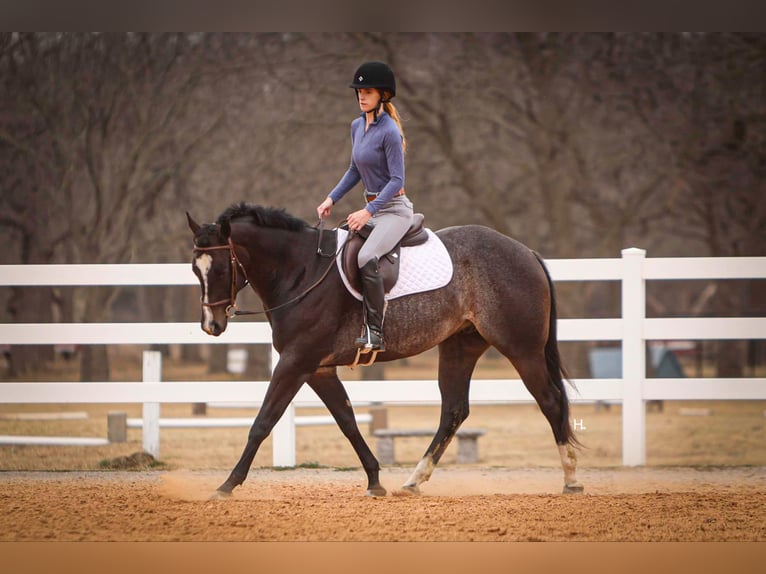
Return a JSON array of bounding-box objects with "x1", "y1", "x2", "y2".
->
[
  {"x1": 354, "y1": 338, "x2": 384, "y2": 352},
  {"x1": 349, "y1": 348, "x2": 379, "y2": 369},
  {"x1": 349, "y1": 325, "x2": 384, "y2": 369},
  {"x1": 355, "y1": 325, "x2": 385, "y2": 352}
]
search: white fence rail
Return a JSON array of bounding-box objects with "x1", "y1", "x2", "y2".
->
[{"x1": 1, "y1": 248, "x2": 765, "y2": 466}]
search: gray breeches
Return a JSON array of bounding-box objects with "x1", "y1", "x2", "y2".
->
[{"x1": 357, "y1": 195, "x2": 414, "y2": 268}]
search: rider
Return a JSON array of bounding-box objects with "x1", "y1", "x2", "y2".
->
[{"x1": 316, "y1": 61, "x2": 413, "y2": 353}]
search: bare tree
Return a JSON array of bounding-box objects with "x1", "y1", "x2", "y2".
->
[
  {"x1": 601, "y1": 33, "x2": 766, "y2": 376},
  {"x1": 0, "y1": 33, "x2": 225, "y2": 378},
  {"x1": 3, "y1": 33, "x2": 763, "y2": 381}
]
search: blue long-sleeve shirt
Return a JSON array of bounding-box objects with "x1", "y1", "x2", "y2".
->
[{"x1": 328, "y1": 111, "x2": 405, "y2": 215}]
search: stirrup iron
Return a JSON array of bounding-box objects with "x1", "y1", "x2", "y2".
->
[
  {"x1": 355, "y1": 324, "x2": 385, "y2": 352},
  {"x1": 349, "y1": 348, "x2": 379, "y2": 369}
]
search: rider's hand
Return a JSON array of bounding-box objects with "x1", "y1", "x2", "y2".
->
[
  {"x1": 347, "y1": 208, "x2": 372, "y2": 232},
  {"x1": 317, "y1": 197, "x2": 334, "y2": 220}
]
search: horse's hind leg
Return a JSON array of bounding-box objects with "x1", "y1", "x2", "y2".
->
[
  {"x1": 307, "y1": 367, "x2": 386, "y2": 497},
  {"x1": 401, "y1": 327, "x2": 489, "y2": 494},
  {"x1": 511, "y1": 353, "x2": 583, "y2": 494}
]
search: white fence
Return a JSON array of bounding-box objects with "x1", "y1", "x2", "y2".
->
[{"x1": 1, "y1": 248, "x2": 765, "y2": 466}]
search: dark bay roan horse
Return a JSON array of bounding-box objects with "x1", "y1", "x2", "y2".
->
[{"x1": 187, "y1": 202, "x2": 583, "y2": 497}]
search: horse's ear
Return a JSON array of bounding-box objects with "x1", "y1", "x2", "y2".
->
[
  {"x1": 186, "y1": 212, "x2": 201, "y2": 234},
  {"x1": 220, "y1": 219, "x2": 231, "y2": 240}
]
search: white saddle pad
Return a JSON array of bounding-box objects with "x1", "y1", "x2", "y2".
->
[{"x1": 335, "y1": 228, "x2": 453, "y2": 301}]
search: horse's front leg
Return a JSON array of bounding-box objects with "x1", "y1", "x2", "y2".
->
[
  {"x1": 307, "y1": 367, "x2": 386, "y2": 497},
  {"x1": 401, "y1": 329, "x2": 488, "y2": 494},
  {"x1": 215, "y1": 358, "x2": 314, "y2": 497}
]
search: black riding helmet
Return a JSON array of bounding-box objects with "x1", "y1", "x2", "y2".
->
[{"x1": 349, "y1": 61, "x2": 396, "y2": 100}]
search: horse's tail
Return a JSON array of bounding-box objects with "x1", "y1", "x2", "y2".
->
[{"x1": 533, "y1": 251, "x2": 581, "y2": 448}]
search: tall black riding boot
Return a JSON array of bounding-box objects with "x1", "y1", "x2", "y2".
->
[{"x1": 355, "y1": 258, "x2": 386, "y2": 352}]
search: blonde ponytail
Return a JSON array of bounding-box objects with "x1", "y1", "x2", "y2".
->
[{"x1": 383, "y1": 100, "x2": 407, "y2": 154}]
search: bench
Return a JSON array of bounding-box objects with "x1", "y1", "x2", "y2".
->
[{"x1": 373, "y1": 428, "x2": 486, "y2": 465}]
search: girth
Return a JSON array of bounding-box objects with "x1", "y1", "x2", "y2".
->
[{"x1": 341, "y1": 213, "x2": 428, "y2": 293}]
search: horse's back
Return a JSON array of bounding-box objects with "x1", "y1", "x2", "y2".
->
[{"x1": 436, "y1": 224, "x2": 545, "y2": 274}]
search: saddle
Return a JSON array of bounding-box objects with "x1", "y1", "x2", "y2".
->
[{"x1": 340, "y1": 213, "x2": 429, "y2": 293}]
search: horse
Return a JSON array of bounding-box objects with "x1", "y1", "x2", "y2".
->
[{"x1": 186, "y1": 202, "x2": 583, "y2": 497}]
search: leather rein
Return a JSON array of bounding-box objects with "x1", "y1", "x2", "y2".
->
[{"x1": 193, "y1": 220, "x2": 341, "y2": 319}]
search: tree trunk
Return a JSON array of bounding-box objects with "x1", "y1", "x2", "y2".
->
[
  {"x1": 146, "y1": 286, "x2": 170, "y2": 356},
  {"x1": 713, "y1": 282, "x2": 745, "y2": 378},
  {"x1": 208, "y1": 344, "x2": 229, "y2": 374},
  {"x1": 80, "y1": 344, "x2": 110, "y2": 381},
  {"x1": 180, "y1": 287, "x2": 203, "y2": 363},
  {"x1": 715, "y1": 341, "x2": 747, "y2": 378},
  {"x1": 181, "y1": 343, "x2": 204, "y2": 363},
  {"x1": 552, "y1": 282, "x2": 592, "y2": 378},
  {"x1": 78, "y1": 287, "x2": 118, "y2": 381},
  {"x1": 6, "y1": 286, "x2": 55, "y2": 378}
]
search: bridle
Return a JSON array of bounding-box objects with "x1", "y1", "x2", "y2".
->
[
  {"x1": 193, "y1": 237, "x2": 249, "y2": 319},
  {"x1": 192, "y1": 220, "x2": 343, "y2": 319}
]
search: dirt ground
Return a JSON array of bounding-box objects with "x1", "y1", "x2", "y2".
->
[
  {"x1": 2, "y1": 355, "x2": 766, "y2": 542},
  {"x1": 1, "y1": 466, "x2": 765, "y2": 541},
  {"x1": 2, "y1": 400, "x2": 766, "y2": 542}
]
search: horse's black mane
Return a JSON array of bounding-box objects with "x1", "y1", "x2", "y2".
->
[{"x1": 217, "y1": 202, "x2": 309, "y2": 232}]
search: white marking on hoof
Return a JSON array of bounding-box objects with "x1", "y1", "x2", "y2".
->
[
  {"x1": 558, "y1": 444, "x2": 579, "y2": 487},
  {"x1": 209, "y1": 490, "x2": 232, "y2": 500},
  {"x1": 403, "y1": 455, "x2": 434, "y2": 491}
]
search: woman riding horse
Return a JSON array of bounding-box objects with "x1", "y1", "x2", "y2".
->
[{"x1": 316, "y1": 61, "x2": 414, "y2": 353}]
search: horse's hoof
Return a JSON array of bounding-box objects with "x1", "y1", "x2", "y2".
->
[
  {"x1": 209, "y1": 489, "x2": 232, "y2": 500},
  {"x1": 562, "y1": 483, "x2": 584, "y2": 494},
  {"x1": 365, "y1": 485, "x2": 387, "y2": 497},
  {"x1": 394, "y1": 484, "x2": 421, "y2": 496}
]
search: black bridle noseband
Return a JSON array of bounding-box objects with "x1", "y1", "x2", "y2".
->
[{"x1": 193, "y1": 220, "x2": 343, "y2": 319}]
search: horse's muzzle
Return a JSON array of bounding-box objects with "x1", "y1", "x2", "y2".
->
[{"x1": 202, "y1": 319, "x2": 226, "y2": 337}]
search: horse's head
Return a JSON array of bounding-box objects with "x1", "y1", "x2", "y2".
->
[{"x1": 187, "y1": 212, "x2": 246, "y2": 336}]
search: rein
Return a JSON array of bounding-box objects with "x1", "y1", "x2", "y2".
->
[{"x1": 193, "y1": 219, "x2": 345, "y2": 318}]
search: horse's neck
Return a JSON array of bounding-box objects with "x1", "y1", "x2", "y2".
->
[{"x1": 237, "y1": 226, "x2": 319, "y2": 300}]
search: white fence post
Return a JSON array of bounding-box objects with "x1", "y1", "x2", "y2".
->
[
  {"x1": 142, "y1": 350, "x2": 162, "y2": 458},
  {"x1": 268, "y1": 345, "x2": 297, "y2": 467},
  {"x1": 621, "y1": 248, "x2": 647, "y2": 466},
  {"x1": 272, "y1": 403, "x2": 296, "y2": 467}
]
